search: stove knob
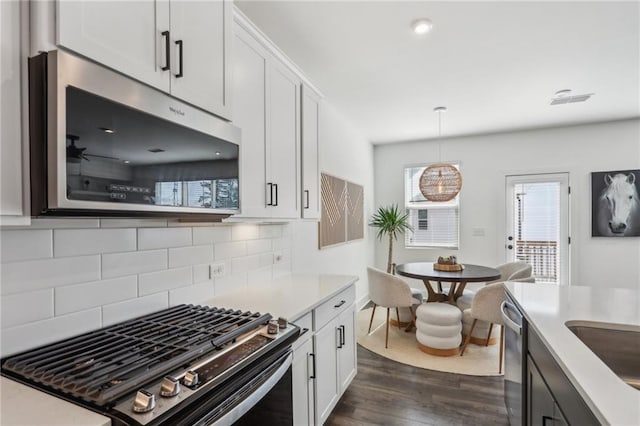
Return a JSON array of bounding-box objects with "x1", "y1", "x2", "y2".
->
[
  {"x1": 160, "y1": 376, "x2": 181, "y2": 398},
  {"x1": 183, "y1": 370, "x2": 199, "y2": 387},
  {"x1": 132, "y1": 389, "x2": 156, "y2": 413}
]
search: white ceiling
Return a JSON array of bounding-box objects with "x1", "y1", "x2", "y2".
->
[{"x1": 236, "y1": 1, "x2": 640, "y2": 144}]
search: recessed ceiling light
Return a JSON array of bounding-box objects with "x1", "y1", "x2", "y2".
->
[
  {"x1": 411, "y1": 19, "x2": 433, "y2": 35},
  {"x1": 99, "y1": 127, "x2": 115, "y2": 134},
  {"x1": 215, "y1": 151, "x2": 221, "y2": 156},
  {"x1": 123, "y1": 160, "x2": 130, "y2": 164}
]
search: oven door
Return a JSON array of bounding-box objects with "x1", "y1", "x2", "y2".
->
[
  {"x1": 164, "y1": 348, "x2": 294, "y2": 426},
  {"x1": 29, "y1": 50, "x2": 241, "y2": 216}
]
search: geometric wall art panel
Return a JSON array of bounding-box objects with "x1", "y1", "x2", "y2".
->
[{"x1": 319, "y1": 173, "x2": 364, "y2": 249}]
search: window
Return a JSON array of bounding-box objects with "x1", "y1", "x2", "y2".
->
[
  {"x1": 404, "y1": 164, "x2": 460, "y2": 248},
  {"x1": 155, "y1": 179, "x2": 238, "y2": 208}
]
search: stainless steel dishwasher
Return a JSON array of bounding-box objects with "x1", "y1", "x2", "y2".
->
[{"x1": 502, "y1": 292, "x2": 527, "y2": 426}]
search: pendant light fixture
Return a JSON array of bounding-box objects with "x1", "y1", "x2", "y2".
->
[{"x1": 419, "y1": 106, "x2": 462, "y2": 202}]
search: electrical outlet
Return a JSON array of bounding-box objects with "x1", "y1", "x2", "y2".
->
[
  {"x1": 209, "y1": 262, "x2": 226, "y2": 278},
  {"x1": 273, "y1": 251, "x2": 283, "y2": 264}
]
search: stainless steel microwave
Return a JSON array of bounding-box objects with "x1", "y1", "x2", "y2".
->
[{"x1": 29, "y1": 50, "x2": 240, "y2": 218}]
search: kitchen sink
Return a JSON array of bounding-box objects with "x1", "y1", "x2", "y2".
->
[{"x1": 566, "y1": 321, "x2": 640, "y2": 391}]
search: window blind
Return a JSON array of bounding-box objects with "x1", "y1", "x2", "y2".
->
[
  {"x1": 513, "y1": 182, "x2": 560, "y2": 283},
  {"x1": 404, "y1": 164, "x2": 460, "y2": 248}
]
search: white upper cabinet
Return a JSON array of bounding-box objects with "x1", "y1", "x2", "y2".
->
[
  {"x1": 267, "y1": 60, "x2": 300, "y2": 218},
  {"x1": 0, "y1": 0, "x2": 29, "y2": 225},
  {"x1": 55, "y1": 0, "x2": 230, "y2": 119},
  {"x1": 231, "y1": 14, "x2": 300, "y2": 219},
  {"x1": 169, "y1": 0, "x2": 231, "y2": 118},
  {"x1": 232, "y1": 24, "x2": 269, "y2": 218},
  {"x1": 57, "y1": 1, "x2": 171, "y2": 93},
  {"x1": 301, "y1": 85, "x2": 320, "y2": 219}
]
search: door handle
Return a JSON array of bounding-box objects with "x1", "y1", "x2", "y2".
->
[
  {"x1": 334, "y1": 300, "x2": 346, "y2": 308},
  {"x1": 309, "y1": 352, "x2": 316, "y2": 379},
  {"x1": 273, "y1": 184, "x2": 278, "y2": 206},
  {"x1": 175, "y1": 40, "x2": 184, "y2": 78},
  {"x1": 304, "y1": 190, "x2": 310, "y2": 209},
  {"x1": 267, "y1": 183, "x2": 273, "y2": 206},
  {"x1": 340, "y1": 325, "x2": 346, "y2": 347},
  {"x1": 336, "y1": 327, "x2": 343, "y2": 349},
  {"x1": 161, "y1": 31, "x2": 170, "y2": 71},
  {"x1": 500, "y1": 301, "x2": 522, "y2": 335}
]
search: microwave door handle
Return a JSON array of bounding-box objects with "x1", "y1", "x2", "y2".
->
[
  {"x1": 161, "y1": 31, "x2": 170, "y2": 71},
  {"x1": 500, "y1": 301, "x2": 522, "y2": 335}
]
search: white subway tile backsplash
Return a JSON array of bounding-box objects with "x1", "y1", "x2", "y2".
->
[
  {"x1": 231, "y1": 224, "x2": 260, "y2": 241},
  {"x1": 0, "y1": 221, "x2": 289, "y2": 355},
  {"x1": 247, "y1": 266, "x2": 273, "y2": 285},
  {"x1": 1, "y1": 255, "x2": 101, "y2": 295},
  {"x1": 169, "y1": 245, "x2": 213, "y2": 268},
  {"x1": 193, "y1": 264, "x2": 210, "y2": 284},
  {"x1": 214, "y1": 241, "x2": 247, "y2": 259},
  {"x1": 28, "y1": 218, "x2": 100, "y2": 229},
  {"x1": 169, "y1": 281, "x2": 215, "y2": 306},
  {"x1": 139, "y1": 267, "x2": 192, "y2": 296},
  {"x1": 247, "y1": 239, "x2": 272, "y2": 255},
  {"x1": 1, "y1": 289, "x2": 53, "y2": 328},
  {"x1": 0, "y1": 230, "x2": 52, "y2": 263},
  {"x1": 55, "y1": 276, "x2": 138, "y2": 315},
  {"x1": 54, "y1": 228, "x2": 136, "y2": 257},
  {"x1": 274, "y1": 262, "x2": 292, "y2": 279},
  {"x1": 102, "y1": 249, "x2": 167, "y2": 279},
  {"x1": 193, "y1": 226, "x2": 232, "y2": 245},
  {"x1": 214, "y1": 274, "x2": 247, "y2": 296},
  {"x1": 259, "y1": 225, "x2": 283, "y2": 239},
  {"x1": 138, "y1": 228, "x2": 192, "y2": 250},
  {"x1": 1, "y1": 308, "x2": 101, "y2": 357},
  {"x1": 102, "y1": 293, "x2": 168, "y2": 326},
  {"x1": 100, "y1": 218, "x2": 168, "y2": 228}
]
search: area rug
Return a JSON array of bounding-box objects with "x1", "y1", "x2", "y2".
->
[{"x1": 357, "y1": 307, "x2": 503, "y2": 376}]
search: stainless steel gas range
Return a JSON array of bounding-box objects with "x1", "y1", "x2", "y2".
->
[{"x1": 1, "y1": 304, "x2": 299, "y2": 426}]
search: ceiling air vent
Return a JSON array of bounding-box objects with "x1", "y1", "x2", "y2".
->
[{"x1": 550, "y1": 89, "x2": 594, "y2": 105}]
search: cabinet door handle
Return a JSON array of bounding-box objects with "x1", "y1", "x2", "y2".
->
[
  {"x1": 336, "y1": 327, "x2": 343, "y2": 349},
  {"x1": 304, "y1": 190, "x2": 310, "y2": 209},
  {"x1": 175, "y1": 40, "x2": 184, "y2": 78},
  {"x1": 334, "y1": 300, "x2": 346, "y2": 309},
  {"x1": 309, "y1": 353, "x2": 316, "y2": 379},
  {"x1": 267, "y1": 183, "x2": 273, "y2": 206},
  {"x1": 161, "y1": 31, "x2": 170, "y2": 71},
  {"x1": 340, "y1": 325, "x2": 346, "y2": 346},
  {"x1": 273, "y1": 183, "x2": 278, "y2": 206}
]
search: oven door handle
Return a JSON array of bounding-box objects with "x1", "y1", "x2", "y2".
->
[
  {"x1": 209, "y1": 352, "x2": 293, "y2": 426},
  {"x1": 501, "y1": 300, "x2": 522, "y2": 335}
]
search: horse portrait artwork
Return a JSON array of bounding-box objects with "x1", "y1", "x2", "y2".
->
[{"x1": 592, "y1": 169, "x2": 640, "y2": 237}]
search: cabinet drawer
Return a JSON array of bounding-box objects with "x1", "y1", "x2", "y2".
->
[
  {"x1": 292, "y1": 311, "x2": 313, "y2": 349},
  {"x1": 314, "y1": 285, "x2": 355, "y2": 331}
]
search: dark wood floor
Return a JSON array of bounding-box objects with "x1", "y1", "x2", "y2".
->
[{"x1": 326, "y1": 345, "x2": 509, "y2": 426}]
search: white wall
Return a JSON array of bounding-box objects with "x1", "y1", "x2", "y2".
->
[
  {"x1": 291, "y1": 101, "x2": 375, "y2": 306},
  {"x1": 374, "y1": 119, "x2": 640, "y2": 290}
]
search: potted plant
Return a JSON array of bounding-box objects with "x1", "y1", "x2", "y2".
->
[{"x1": 369, "y1": 204, "x2": 412, "y2": 274}]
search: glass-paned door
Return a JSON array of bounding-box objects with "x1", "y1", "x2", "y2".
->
[{"x1": 506, "y1": 173, "x2": 570, "y2": 285}]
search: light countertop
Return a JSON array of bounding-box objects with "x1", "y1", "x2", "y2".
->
[
  {"x1": 0, "y1": 377, "x2": 110, "y2": 426},
  {"x1": 0, "y1": 274, "x2": 358, "y2": 426},
  {"x1": 202, "y1": 274, "x2": 359, "y2": 322},
  {"x1": 505, "y1": 282, "x2": 640, "y2": 426}
]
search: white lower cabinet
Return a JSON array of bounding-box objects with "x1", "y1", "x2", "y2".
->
[
  {"x1": 292, "y1": 337, "x2": 316, "y2": 426},
  {"x1": 314, "y1": 303, "x2": 357, "y2": 425}
]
